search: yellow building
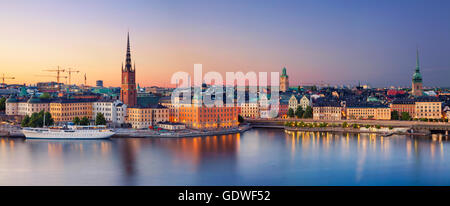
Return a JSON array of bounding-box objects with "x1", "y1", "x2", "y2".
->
[
  {"x1": 238, "y1": 102, "x2": 259, "y2": 119},
  {"x1": 414, "y1": 97, "x2": 442, "y2": 119},
  {"x1": 126, "y1": 104, "x2": 169, "y2": 129},
  {"x1": 313, "y1": 102, "x2": 342, "y2": 120},
  {"x1": 50, "y1": 99, "x2": 94, "y2": 122},
  {"x1": 346, "y1": 104, "x2": 391, "y2": 120}
]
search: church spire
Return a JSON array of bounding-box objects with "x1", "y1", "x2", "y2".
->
[
  {"x1": 125, "y1": 32, "x2": 133, "y2": 72},
  {"x1": 415, "y1": 47, "x2": 420, "y2": 72}
]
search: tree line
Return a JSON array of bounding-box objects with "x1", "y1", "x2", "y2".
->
[
  {"x1": 287, "y1": 106, "x2": 313, "y2": 119},
  {"x1": 21, "y1": 111, "x2": 108, "y2": 127}
]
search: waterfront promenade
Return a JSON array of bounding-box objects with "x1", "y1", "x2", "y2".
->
[{"x1": 248, "y1": 118, "x2": 450, "y2": 135}]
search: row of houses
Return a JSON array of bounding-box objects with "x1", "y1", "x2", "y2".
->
[{"x1": 312, "y1": 96, "x2": 444, "y2": 120}]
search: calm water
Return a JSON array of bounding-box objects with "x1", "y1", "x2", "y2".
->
[{"x1": 1, "y1": 128, "x2": 450, "y2": 186}]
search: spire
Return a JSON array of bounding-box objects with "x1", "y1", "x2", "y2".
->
[
  {"x1": 415, "y1": 47, "x2": 420, "y2": 72},
  {"x1": 125, "y1": 32, "x2": 132, "y2": 72}
]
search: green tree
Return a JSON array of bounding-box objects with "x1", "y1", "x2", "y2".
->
[
  {"x1": 28, "y1": 111, "x2": 44, "y2": 127},
  {"x1": 95, "y1": 113, "x2": 107, "y2": 125},
  {"x1": 342, "y1": 122, "x2": 348, "y2": 128},
  {"x1": 295, "y1": 106, "x2": 304, "y2": 118},
  {"x1": 302, "y1": 106, "x2": 313, "y2": 118},
  {"x1": 43, "y1": 112, "x2": 54, "y2": 126},
  {"x1": 0, "y1": 97, "x2": 6, "y2": 111},
  {"x1": 73, "y1": 117, "x2": 81, "y2": 125},
  {"x1": 237, "y1": 115, "x2": 244, "y2": 124},
  {"x1": 311, "y1": 85, "x2": 317, "y2": 92},
  {"x1": 80, "y1": 116, "x2": 90, "y2": 125},
  {"x1": 391, "y1": 111, "x2": 399, "y2": 120},
  {"x1": 287, "y1": 108, "x2": 295, "y2": 118},
  {"x1": 21, "y1": 115, "x2": 31, "y2": 127},
  {"x1": 400, "y1": 112, "x2": 411, "y2": 121}
]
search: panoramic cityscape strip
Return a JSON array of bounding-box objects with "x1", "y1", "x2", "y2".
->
[{"x1": 0, "y1": 33, "x2": 449, "y2": 138}]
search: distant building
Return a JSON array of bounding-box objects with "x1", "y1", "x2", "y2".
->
[
  {"x1": 280, "y1": 67, "x2": 289, "y2": 92},
  {"x1": 120, "y1": 33, "x2": 137, "y2": 107},
  {"x1": 412, "y1": 49, "x2": 423, "y2": 96},
  {"x1": 96, "y1": 80, "x2": 103, "y2": 87}
]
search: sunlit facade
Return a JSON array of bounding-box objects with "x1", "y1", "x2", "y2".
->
[{"x1": 50, "y1": 99, "x2": 94, "y2": 122}]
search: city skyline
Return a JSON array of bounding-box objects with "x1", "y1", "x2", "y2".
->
[{"x1": 1, "y1": 0, "x2": 450, "y2": 88}]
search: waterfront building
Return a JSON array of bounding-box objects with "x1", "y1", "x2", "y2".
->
[
  {"x1": 159, "y1": 96, "x2": 179, "y2": 122},
  {"x1": 280, "y1": 67, "x2": 289, "y2": 92},
  {"x1": 414, "y1": 97, "x2": 442, "y2": 119},
  {"x1": 239, "y1": 101, "x2": 260, "y2": 119},
  {"x1": 443, "y1": 105, "x2": 450, "y2": 119},
  {"x1": 346, "y1": 104, "x2": 391, "y2": 120},
  {"x1": 49, "y1": 99, "x2": 95, "y2": 122},
  {"x1": 157, "y1": 121, "x2": 186, "y2": 131},
  {"x1": 126, "y1": 104, "x2": 169, "y2": 129},
  {"x1": 176, "y1": 104, "x2": 239, "y2": 129},
  {"x1": 92, "y1": 99, "x2": 127, "y2": 127},
  {"x1": 312, "y1": 101, "x2": 342, "y2": 120},
  {"x1": 390, "y1": 98, "x2": 416, "y2": 117},
  {"x1": 6, "y1": 95, "x2": 51, "y2": 116},
  {"x1": 259, "y1": 93, "x2": 270, "y2": 118},
  {"x1": 24, "y1": 95, "x2": 51, "y2": 116},
  {"x1": 278, "y1": 98, "x2": 290, "y2": 118},
  {"x1": 411, "y1": 49, "x2": 423, "y2": 96},
  {"x1": 5, "y1": 96, "x2": 22, "y2": 116},
  {"x1": 120, "y1": 33, "x2": 137, "y2": 107}
]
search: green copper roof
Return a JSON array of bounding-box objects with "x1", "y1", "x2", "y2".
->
[
  {"x1": 280, "y1": 67, "x2": 288, "y2": 77},
  {"x1": 412, "y1": 48, "x2": 422, "y2": 83}
]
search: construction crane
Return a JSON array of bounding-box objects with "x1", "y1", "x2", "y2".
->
[
  {"x1": 35, "y1": 75, "x2": 68, "y2": 90},
  {"x1": 65, "y1": 68, "x2": 80, "y2": 85},
  {"x1": 43, "y1": 66, "x2": 66, "y2": 87},
  {"x1": 1, "y1": 73, "x2": 15, "y2": 84}
]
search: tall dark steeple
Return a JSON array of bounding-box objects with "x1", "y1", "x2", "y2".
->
[
  {"x1": 124, "y1": 32, "x2": 134, "y2": 72},
  {"x1": 121, "y1": 32, "x2": 137, "y2": 106}
]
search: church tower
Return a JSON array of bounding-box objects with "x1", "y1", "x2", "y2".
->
[
  {"x1": 121, "y1": 32, "x2": 137, "y2": 106},
  {"x1": 411, "y1": 48, "x2": 423, "y2": 96},
  {"x1": 280, "y1": 67, "x2": 289, "y2": 92}
]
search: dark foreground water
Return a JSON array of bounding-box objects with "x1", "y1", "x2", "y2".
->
[{"x1": 1, "y1": 128, "x2": 449, "y2": 185}]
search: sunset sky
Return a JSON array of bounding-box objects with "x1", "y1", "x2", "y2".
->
[{"x1": 0, "y1": 0, "x2": 449, "y2": 87}]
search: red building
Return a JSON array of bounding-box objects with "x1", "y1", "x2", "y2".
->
[
  {"x1": 390, "y1": 98, "x2": 415, "y2": 117},
  {"x1": 120, "y1": 33, "x2": 137, "y2": 107}
]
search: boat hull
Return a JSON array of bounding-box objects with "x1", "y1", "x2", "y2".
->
[{"x1": 22, "y1": 129, "x2": 115, "y2": 139}]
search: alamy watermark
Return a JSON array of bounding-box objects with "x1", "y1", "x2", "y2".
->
[{"x1": 170, "y1": 64, "x2": 280, "y2": 118}]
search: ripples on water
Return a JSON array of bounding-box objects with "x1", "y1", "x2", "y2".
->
[{"x1": 0, "y1": 128, "x2": 449, "y2": 185}]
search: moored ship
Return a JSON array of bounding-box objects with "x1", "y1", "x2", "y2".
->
[{"x1": 22, "y1": 125, "x2": 115, "y2": 139}]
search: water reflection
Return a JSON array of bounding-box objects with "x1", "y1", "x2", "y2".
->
[{"x1": 1, "y1": 129, "x2": 450, "y2": 185}]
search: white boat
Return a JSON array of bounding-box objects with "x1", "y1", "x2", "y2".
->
[{"x1": 22, "y1": 125, "x2": 115, "y2": 139}]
